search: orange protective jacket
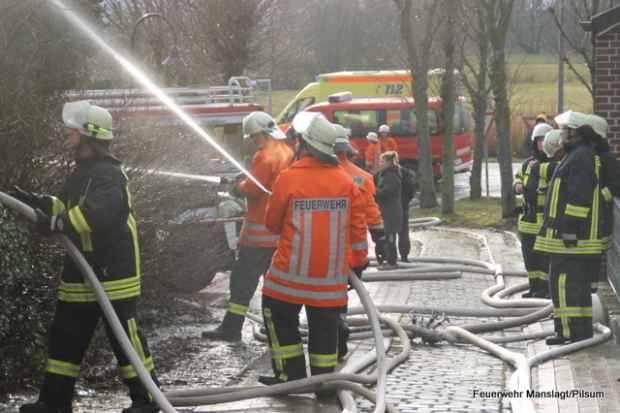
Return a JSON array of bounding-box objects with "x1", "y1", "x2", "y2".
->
[
  {"x1": 235, "y1": 140, "x2": 293, "y2": 248},
  {"x1": 262, "y1": 156, "x2": 369, "y2": 307},
  {"x1": 338, "y1": 155, "x2": 384, "y2": 230},
  {"x1": 365, "y1": 137, "x2": 398, "y2": 173}
]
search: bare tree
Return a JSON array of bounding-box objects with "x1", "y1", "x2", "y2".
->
[
  {"x1": 460, "y1": 0, "x2": 492, "y2": 200},
  {"x1": 394, "y1": 0, "x2": 441, "y2": 208},
  {"x1": 440, "y1": 0, "x2": 460, "y2": 214},
  {"x1": 547, "y1": 0, "x2": 618, "y2": 99},
  {"x1": 483, "y1": 0, "x2": 516, "y2": 218}
]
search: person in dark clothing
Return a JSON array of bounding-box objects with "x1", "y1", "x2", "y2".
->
[
  {"x1": 398, "y1": 166, "x2": 416, "y2": 262},
  {"x1": 514, "y1": 123, "x2": 554, "y2": 298},
  {"x1": 534, "y1": 111, "x2": 613, "y2": 345},
  {"x1": 374, "y1": 151, "x2": 403, "y2": 270},
  {"x1": 11, "y1": 101, "x2": 159, "y2": 413},
  {"x1": 586, "y1": 114, "x2": 620, "y2": 293}
]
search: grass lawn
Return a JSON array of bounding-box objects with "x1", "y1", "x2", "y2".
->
[{"x1": 414, "y1": 197, "x2": 516, "y2": 231}]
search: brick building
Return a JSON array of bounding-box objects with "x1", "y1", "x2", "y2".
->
[
  {"x1": 582, "y1": 7, "x2": 620, "y2": 297},
  {"x1": 582, "y1": 5, "x2": 620, "y2": 155}
]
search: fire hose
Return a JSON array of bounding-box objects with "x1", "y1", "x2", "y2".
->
[{"x1": 1, "y1": 191, "x2": 613, "y2": 413}]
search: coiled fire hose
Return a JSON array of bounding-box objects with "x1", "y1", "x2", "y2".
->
[
  {"x1": 0, "y1": 192, "x2": 396, "y2": 413},
  {"x1": 1, "y1": 191, "x2": 613, "y2": 413}
]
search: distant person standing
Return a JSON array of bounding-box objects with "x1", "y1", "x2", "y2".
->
[
  {"x1": 375, "y1": 151, "x2": 403, "y2": 270},
  {"x1": 366, "y1": 125, "x2": 398, "y2": 174}
]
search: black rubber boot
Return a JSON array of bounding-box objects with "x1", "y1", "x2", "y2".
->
[
  {"x1": 20, "y1": 401, "x2": 72, "y2": 413},
  {"x1": 123, "y1": 376, "x2": 160, "y2": 413},
  {"x1": 121, "y1": 401, "x2": 159, "y2": 413},
  {"x1": 545, "y1": 335, "x2": 571, "y2": 345},
  {"x1": 258, "y1": 375, "x2": 285, "y2": 386},
  {"x1": 201, "y1": 312, "x2": 243, "y2": 342},
  {"x1": 337, "y1": 320, "x2": 350, "y2": 360}
]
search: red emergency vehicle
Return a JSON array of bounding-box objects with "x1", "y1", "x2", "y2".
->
[{"x1": 304, "y1": 94, "x2": 473, "y2": 176}]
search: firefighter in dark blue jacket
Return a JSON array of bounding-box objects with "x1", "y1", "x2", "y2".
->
[
  {"x1": 534, "y1": 111, "x2": 613, "y2": 345},
  {"x1": 514, "y1": 122, "x2": 554, "y2": 298},
  {"x1": 11, "y1": 101, "x2": 159, "y2": 413}
]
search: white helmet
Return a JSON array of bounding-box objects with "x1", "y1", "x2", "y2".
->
[
  {"x1": 543, "y1": 129, "x2": 562, "y2": 158},
  {"x1": 554, "y1": 111, "x2": 589, "y2": 129},
  {"x1": 366, "y1": 132, "x2": 378, "y2": 143},
  {"x1": 242, "y1": 111, "x2": 286, "y2": 140},
  {"x1": 292, "y1": 112, "x2": 337, "y2": 157},
  {"x1": 378, "y1": 124, "x2": 390, "y2": 134},
  {"x1": 587, "y1": 114, "x2": 608, "y2": 139},
  {"x1": 531, "y1": 123, "x2": 553, "y2": 141},
  {"x1": 63, "y1": 100, "x2": 114, "y2": 140},
  {"x1": 333, "y1": 124, "x2": 352, "y2": 145}
]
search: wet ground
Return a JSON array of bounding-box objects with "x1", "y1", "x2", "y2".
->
[{"x1": 1, "y1": 225, "x2": 526, "y2": 413}]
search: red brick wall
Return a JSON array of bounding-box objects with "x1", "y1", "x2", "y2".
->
[{"x1": 594, "y1": 29, "x2": 620, "y2": 157}]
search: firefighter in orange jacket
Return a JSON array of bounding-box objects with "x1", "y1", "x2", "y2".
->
[
  {"x1": 333, "y1": 124, "x2": 385, "y2": 358},
  {"x1": 334, "y1": 125, "x2": 386, "y2": 266},
  {"x1": 258, "y1": 112, "x2": 368, "y2": 396},
  {"x1": 365, "y1": 124, "x2": 398, "y2": 173},
  {"x1": 203, "y1": 112, "x2": 293, "y2": 341}
]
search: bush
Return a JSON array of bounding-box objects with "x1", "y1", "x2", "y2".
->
[{"x1": 0, "y1": 208, "x2": 62, "y2": 395}]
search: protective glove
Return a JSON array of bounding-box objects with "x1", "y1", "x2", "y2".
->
[
  {"x1": 351, "y1": 261, "x2": 369, "y2": 280},
  {"x1": 561, "y1": 233, "x2": 578, "y2": 248},
  {"x1": 34, "y1": 209, "x2": 65, "y2": 236},
  {"x1": 7, "y1": 186, "x2": 40, "y2": 207}
]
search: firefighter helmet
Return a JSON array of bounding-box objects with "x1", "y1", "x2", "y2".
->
[
  {"x1": 63, "y1": 100, "x2": 114, "y2": 140},
  {"x1": 366, "y1": 132, "x2": 378, "y2": 143},
  {"x1": 554, "y1": 111, "x2": 589, "y2": 129},
  {"x1": 378, "y1": 124, "x2": 390, "y2": 134},
  {"x1": 242, "y1": 111, "x2": 286, "y2": 140},
  {"x1": 334, "y1": 124, "x2": 356, "y2": 154},
  {"x1": 531, "y1": 123, "x2": 553, "y2": 141},
  {"x1": 292, "y1": 112, "x2": 337, "y2": 157},
  {"x1": 543, "y1": 129, "x2": 562, "y2": 158},
  {"x1": 587, "y1": 114, "x2": 608, "y2": 139}
]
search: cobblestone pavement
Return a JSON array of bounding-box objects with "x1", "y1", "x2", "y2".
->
[
  {"x1": 5, "y1": 225, "x2": 620, "y2": 413},
  {"x1": 353, "y1": 228, "x2": 513, "y2": 413}
]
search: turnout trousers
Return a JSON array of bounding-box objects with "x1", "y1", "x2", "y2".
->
[
  {"x1": 549, "y1": 256, "x2": 598, "y2": 341},
  {"x1": 262, "y1": 295, "x2": 340, "y2": 381},
  {"x1": 520, "y1": 233, "x2": 549, "y2": 296},
  {"x1": 39, "y1": 299, "x2": 157, "y2": 409},
  {"x1": 224, "y1": 246, "x2": 274, "y2": 325}
]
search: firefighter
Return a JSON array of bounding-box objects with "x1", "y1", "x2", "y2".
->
[
  {"x1": 258, "y1": 112, "x2": 368, "y2": 397},
  {"x1": 534, "y1": 111, "x2": 612, "y2": 345},
  {"x1": 365, "y1": 131, "x2": 380, "y2": 173},
  {"x1": 366, "y1": 125, "x2": 399, "y2": 174},
  {"x1": 585, "y1": 114, "x2": 619, "y2": 293},
  {"x1": 11, "y1": 101, "x2": 159, "y2": 413},
  {"x1": 333, "y1": 124, "x2": 385, "y2": 358},
  {"x1": 514, "y1": 122, "x2": 554, "y2": 298},
  {"x1": 202, "y1": 111, "x2": 293, "y2": 342},
  {"x1": 334, "y1": 125, "x2": 386, "y2": 265}
]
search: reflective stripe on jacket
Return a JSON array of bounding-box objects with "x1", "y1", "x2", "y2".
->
[
  {"x1": 517, "y1": 159, "x2": 556, "y2": 235},
  {"x1": 236, "y1": 140, "x2": 294, "y2": 247},
  {"x1": 534, "y1": 146, "x2": 613, "y2": 256},
  {"x1": 262, "y1": 157, "x2": 368, "y2": 307},
  {"x1": 339, "y1": 155, "x2": 384, "y2": 230},
  {"x1": 39, "y1": 158, "x2": 141, "y2": 302}
]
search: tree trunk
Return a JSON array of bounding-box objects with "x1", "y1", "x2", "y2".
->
[
  {"x1": 440, "y1": 1, "x2": 456, "y2": 214},
  {"x1": 397, "y1": 0, "x2": 438, "y2": 208},
  {"x1": 490, "y1": 46, "x2": 515, "y2": 217},
  {"x1": 469, "y1": 94, "x2": 487, "y2": 200}
]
